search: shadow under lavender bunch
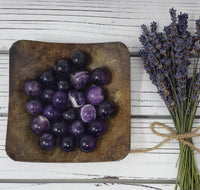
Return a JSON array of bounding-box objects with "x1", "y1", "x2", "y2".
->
[{"x1": 139, "y1": 8, "x2": 200, "y2": 190}]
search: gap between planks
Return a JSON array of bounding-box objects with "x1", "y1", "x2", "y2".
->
[{"x1": 0, "y1": 178, "x2": 176, "y2": 185}]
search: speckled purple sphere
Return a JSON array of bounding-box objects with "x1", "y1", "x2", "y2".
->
[
  {"x1": 78, "y1": 134, "x2": 97, "y2": 153},
  {"x1": 68, "y1": 89, "x2": 86, "y2": 108},
  {"x1": 86, "y1": 86, "x2": 104, "y2": 105},
  {"x1": 43, "y1": 105, "x2": 61, "y2": 121},
  {"x1": 26, "y1": 99, "x2": 43, "y2": 115},
  {"x1": 41, "y1": 89, "x2": 54, "y2": 104},
  {"x1": 24, "y1": 80, "x2": 42, "y2": 96},
  {"x1": 52, "y1": 91, "x2": 69, "y2": 110},
  {"x1": 51, "y1": 121, "x2": 68, "y2": 137},
  {"x1": 39, "y1": 133, "x2": 56, "y2": 151},
  {"x1": 90, "y1": 68, "x2": 110, "y2": 86},
  {"x1": 69, "y1": 120, "x2": 86, "y2": 137},
  {"x1": 88, "y1": 119, "x2": 106, "y2": 137},
  {"x1": 60, "y1": 135, "x2": 76, "y2": 152},
  {"x1": 80, "y1": 104, "x2": 96, "y2": 123},
  {"x1": 30, "y1": 115, "x2": 50, "y2": 135},
  {"x1": 70, "y1": 71, "x2": 90, "y2": 89}
]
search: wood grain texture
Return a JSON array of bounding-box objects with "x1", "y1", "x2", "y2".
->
[
  {"x1": 0, "y1": 0, "x2": 200, "y2": 187},
  {"x1": 6, "y1": 40, "x2": 130, "y2": 162},
  {"x1": 0, "y1": 183, "x2": 175, "y2": 190},
  {"x1": 0, "y1": 0, "x2": 200, "y2": 53}
]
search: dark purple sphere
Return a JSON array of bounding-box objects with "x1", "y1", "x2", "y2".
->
[
  {"x1": 70, "y1": 71, "x2": 90, "y2": 89},
  {"x1": 52, "y1": 91, "x2": 68, "y2": 110},
  {"x1": 62, "y1": 107, "x2": 77, "y2": 121},
  {"x1": 71, "y1": 51, "x2": 87, "y2": 68},
  {"x1": 60, "y1": 135, "x2": 76, "y2": 152},
  {"x1": 51, "y1": 121, "x2": 68, "y2": 137},
  {"x1": 69, "y1": 120, "x2": 86, "y2": 137},
  {"x1": 97, "y1": 101, "x2": 115, "y2": 120},
  {"x1": 24, "y1": 80, "x2": 42, "y2": 96},
  {"x1": 88, "y1": 119, "x2": 106, "y2": 136},
  {"x1": 39, "y1": 133, "x2": 56, "y2": 151},
  {"x1": 53, "y1": 59, "x2": 72, "y2": 76},
  {"x1": 30, "y1": 115, "x2": 50, "y2": 135},
  {"x1": 57, "y1": 80, "x2": 72, "y2": 92},
  {"x1": 90, "y1": 68, "x2": 110, "y2": 86},
  {"x1": 41, "y1": 89, "x2": 54, "y2": 104},
  {"x1": 26, "y1": 99, "x2": 43, "y2": 115},
  {"x1": 68, "y1": 89, "x2": 86, "y2": 108},
  {"x1": 40, "y1": 70, "x2": 55, "y2": 86},
  {"x1": 78, "y1": 134, "x2": 97, "y2": 153},
  {"x1": 80, "y1": 104, "x2": 96, "y2": 123},
  {"x1": 43, "y1": 105, "x2": 61, "y2": 121},
  {"x1": 86, "y1": 86, "x2": 104, "y2": 105}
]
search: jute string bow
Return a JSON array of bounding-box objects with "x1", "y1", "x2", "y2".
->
[{"x1": 130, "y1": 122, "x2": 200, "y2": 154}]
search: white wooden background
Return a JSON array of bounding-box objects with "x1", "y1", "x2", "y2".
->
[{"x1": 0, "y1": 0, "x2": 200, "y2": 189}]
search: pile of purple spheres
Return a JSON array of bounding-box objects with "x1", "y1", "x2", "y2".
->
[{"x1": 24, "y1": 51, "x2": 115, "y2": 153}]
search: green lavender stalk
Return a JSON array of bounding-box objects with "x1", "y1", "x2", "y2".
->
[{"x1": 139, "y1": 8, "x2": 200, "y2": 190}]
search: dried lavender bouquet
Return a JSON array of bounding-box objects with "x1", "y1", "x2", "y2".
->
[{"x1": 139, "y1": 8, "x2": 200, "y2": 190}]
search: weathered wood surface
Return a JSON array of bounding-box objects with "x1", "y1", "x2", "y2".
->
[{"x1": 0, "y1": 0, "x2": 200, "y2": 189}]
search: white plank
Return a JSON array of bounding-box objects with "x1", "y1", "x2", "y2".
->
[
  {"x1": 0, "y1": 183, "x2": 175, "y2": 190},
  {"x1": 0, "y1": 117, "x2": 200, "y2": 180},
  {"x1": 0, "y1": 0, "x2": 200, "y2": 52}
]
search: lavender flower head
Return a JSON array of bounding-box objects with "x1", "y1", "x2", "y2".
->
[{"x1": 139, "y1": 8, "x2": 200, "y2": 110}]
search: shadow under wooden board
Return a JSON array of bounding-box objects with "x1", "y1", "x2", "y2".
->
[{"x1": 6, "y1": 40, "x2": 130, "y2": 162}]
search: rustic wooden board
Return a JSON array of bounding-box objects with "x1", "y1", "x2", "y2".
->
[{"x1": 6, "y1": 40, "x2": 130, "y2": 162}]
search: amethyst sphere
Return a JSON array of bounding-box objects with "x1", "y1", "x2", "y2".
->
[
  {"x1": 88, "y1": 119, "x2": 106, "y2": 137},
  {"x1": 97, "y1": 101, "x2": 115, "y2": 120},
  {"x1": 30, "y1": 115, "x2": 50, "y2": 135},
  {"x1": 41, "y1": 89, "x2": 54, "y2": 104},
  {"x1": 24, "y1": 80, "x2": 42, "y2": 96},
  {"x1": 43, "y1": 105, "x2": 61, "y2": 121},
  {"x1": 57, "y1": 80, "x2": 72, "y2": 92},
  {"x1": 90, "y1": 68, "x2": 110, "y2": 86},
  {"x1": 69, "y1": 120, "x2": 86, "y2": 137},
  {"x1": 52, "y1": 91, "x2": 68, "y2": 110},
  {"x1": 40, "y1": 70, "x2": 55, "y2": 86},
  {"x1": 53, "y1": 59, "x2": 72, "y2": 76},
  {"x1": 68, "y1": 89, "x2": 86, "y2": 108},
  {"x1": 60, "y1": 135, "x2": 76, "y2": 152},
  {"x1": 80, "y1": 104, "x2": 96, "y2": 123},
  {"x1": 71, "y1": 51, "x2": 87, "y2": 68},
  {"x1": 26, "y1": 99, "x2": 43, "y2": 115},
  {"x1": 86, "y1": 86, "x2": 104, "y2": 105},
  {"x1": 51, "y1": 121, "x2": 68, "y2": 137},
  {"x1": 70, "y1": 71, "x2": 90, "y2": 89},
  {"x1": 39, "y1": 133, "x2": 56, "y2": 151},
  {"x1": 78, "y1": 134, "x2": 97, "y2": 153}
]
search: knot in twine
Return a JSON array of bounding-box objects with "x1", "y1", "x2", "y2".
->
[{"x1": 130, "y1": 122, "x2": 200, "y2": 154}]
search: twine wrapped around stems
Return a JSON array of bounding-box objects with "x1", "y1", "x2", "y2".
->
[{"x1": 130, "y1": 122, "x2": 200, "y2": 154}]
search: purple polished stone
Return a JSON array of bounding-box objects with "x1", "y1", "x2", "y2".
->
[
  {"x1": 39, "y1": 133, "x2": 56, "y2": 151},
  {"x1": 26, "y1": 99, "x2": 43, "y2": 115},
  {"x1": 86, "y1": 86, "x2": 104, "y2": 105},
  {"x1": 70, "y1": 71, "x2": 90, "y2": 89},
  {"x1": 30, "y1": 115, "x2": 50, "y2": 135},
  {"x1": 43, "y1": 105, "x2": 61, "y2": 121},
  {"x1": 80, "y1": 104, "x2": 96, "y2": 123},
  {"x1": 52, "y1": 91, "x2": 69, "y2": 110},
  {"x1": 68, "y1": 89, "x2": 86, "y2": 108},
  {"x1": 78, "y1": 134, "x2": 97, "y2": 153},
  {"x1": 24, "y1": 80, "x2": 42, "y2": 96},
  {"x1": 88, "y1": 119, "x2": 106, "y2": 136}
]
